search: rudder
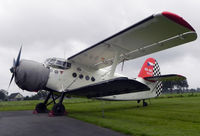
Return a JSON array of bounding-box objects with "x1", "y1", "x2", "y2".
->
[{"x1": 138, "y1": 58, "x2": 163, "y2": 96}]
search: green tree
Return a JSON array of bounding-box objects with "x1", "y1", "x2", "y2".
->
[
  {"x1": 0, "y1": 91, "x2": 6, "y2": 100},
  {"x1": 162, "y1": 80, "x2": 189, "y2": 93}
]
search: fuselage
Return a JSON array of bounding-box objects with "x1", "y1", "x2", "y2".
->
[
  {"x1": 45, "y1": 57, "x2": 123, "y2": 92},
  {"x1": 44, "y1": 57, "x2": 158, "y2": 101}
]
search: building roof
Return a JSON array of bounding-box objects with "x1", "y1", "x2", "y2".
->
[
  {"x1": 9, "y1": 93, "x2": 23, "y2": 99},
  {"x1": 0, "y1": 89, "x2": 8, "y2": 95}
]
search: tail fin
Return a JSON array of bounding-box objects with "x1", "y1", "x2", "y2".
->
[
  {"x1": 138, "y1": 58, "x2": 161, "y2": 78},
  {"x1": 138, "y1": 58, "x2": 163, "y2": 96}
]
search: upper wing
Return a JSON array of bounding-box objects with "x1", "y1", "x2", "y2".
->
[
  {"x1": 65, "y1": 77, "x2": 150, "y2": 98},
  {"x1": 144, "y1": 74, "x2": 186, "y2": 82},
  {"x1": 68, "y1": 11, "x2": 197, "y2": 69}
]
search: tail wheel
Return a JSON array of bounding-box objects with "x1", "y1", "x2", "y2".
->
[
  {"x1": 143, "y1": 101, "x2": 148, "y2": 107},
  {"x1": 35, "y1": 103, "x2": 48, "y2": 113},
  {"x1": 52, "y1": 103, "x2": 65, "y2": 116}
]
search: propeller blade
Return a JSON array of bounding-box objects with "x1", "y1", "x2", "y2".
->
[
  {"x1": 13, "y1": 58, "x2": 16, "y2": 67},
  {"x1": 8, "y1": 46, "x2": 22, "y2": 90},
  {"x1": 15, "y1": 46, "x2": 22, "y2": 67},
  {"x1": 8, "y1": 73, "x2": 15, "y2": 89}
]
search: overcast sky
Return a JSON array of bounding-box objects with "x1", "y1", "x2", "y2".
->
[{"x1": 0, "y1": 0, "x2": 199, "y2": 96}]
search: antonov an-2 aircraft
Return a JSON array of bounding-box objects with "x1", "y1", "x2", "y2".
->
[{"x1": 9, "y1": 11, "x2": 197, "y2": 116}]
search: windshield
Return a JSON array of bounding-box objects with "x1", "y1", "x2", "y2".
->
[
  {"x1": 56, "y1": 60, "x2": 63, "y2": 65},
  {"x1": 45, "y1": 58, "x2": 71, "y2": 69},
  {"x1": 49, "y1": 58, "x2": 56, "y2": 64}
]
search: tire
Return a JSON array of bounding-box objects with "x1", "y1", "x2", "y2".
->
[
  {"x1": 52, "y1": 103, "x2": 65, "y2": 116},
  {"x1": 143, "y1": 102, "x2": 148, "y2": 107},
  {"x1": 35, "y1": 103, "x2": 47, "y2": 113}
]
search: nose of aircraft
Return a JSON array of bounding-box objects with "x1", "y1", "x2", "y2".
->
[
  {"x1": 9, "y1": 47, "x2": 50, "y2": 92},
  {"x1": 14, "y1": 60, "x2": 50, "y2": 92}
]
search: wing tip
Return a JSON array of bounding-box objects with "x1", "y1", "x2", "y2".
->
[
  {"x1": 176, "y1": 74, "x2": 187, "y2": 80},
  {"x1": 161, "y1": 11, "x2": 195, "y2": 32}
]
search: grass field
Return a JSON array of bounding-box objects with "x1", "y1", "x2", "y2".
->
[{"x1": 0, "y1": 93, "x2": 200, "y2": 136}]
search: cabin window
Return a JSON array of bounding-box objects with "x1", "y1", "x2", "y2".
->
[
  {"x1": 79, "y1": 74, "x2": 84, "y2": 79},
  {"x1": 91, "y1": 77, "x2": 95, "y2": 82},
  {"x1": 72, "y1": 73, "x2": 77, "y2": 78},
  {"x1": 85, "y1": 76, "x2": 90, "y2": 80}
]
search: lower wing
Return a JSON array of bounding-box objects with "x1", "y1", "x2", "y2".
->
[{"x1": 66, "y1": 77, "x2": 150, "y2": 98}]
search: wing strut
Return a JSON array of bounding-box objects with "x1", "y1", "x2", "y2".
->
[{"x1": 109, "y1": 51, "x2": 120, "y2": 78}]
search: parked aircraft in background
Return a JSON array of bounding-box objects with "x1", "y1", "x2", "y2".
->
[{"x1": 8, "y1": 11, "x2": 197, "y2": 116}]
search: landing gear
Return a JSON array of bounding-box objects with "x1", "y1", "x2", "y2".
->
[
  {"x1": 51, "y1": 92, "x2": 66, "y2": 116},
  {"x1": 142, "y1": 99, "x2": 148, "y2": 107},
  {"x1": 34, "y1": 92, "x2": 52, "y2": 113},
  {"x1": 35, "y1": 103, "x2": 48, "y2": 113},
  {"x1": 52, "y1": 103, "x2": 65, "y2": 116},
  {"x1": 34, "y1": 91, "x2": 66, "y2": 116},
  {"x1": 137, "y1": 99, "x2": 148, "y2": 107}
]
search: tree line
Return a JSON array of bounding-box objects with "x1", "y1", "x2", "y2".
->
[
  {"x1": 0, "y1": 89, "x2": 48, "y2": 101},
  {"x1": 162, "y1": 80, "x2": 200, "y2": 94}
]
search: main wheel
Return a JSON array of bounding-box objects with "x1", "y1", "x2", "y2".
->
[
  {"x1": 143, "y1": 101, "x2": 148, "y2": 107},
  {"x1": 35, "y1": 103, "x2": 48, "y2": 113},
  {"x1": 52, "y1": 103, "x2": 65, "y2": 116}
]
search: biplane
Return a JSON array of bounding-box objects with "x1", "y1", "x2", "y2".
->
[{"x1": 9, "y1": 11, "x2": 197, "y2": 115}]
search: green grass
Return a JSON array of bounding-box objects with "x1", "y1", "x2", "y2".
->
[
  {"x1": 0, "y1": 94, "x2": 200, "y2": 136},
  {"x1": 0, "y1": 100, "x2": 42, "y2": 111}
]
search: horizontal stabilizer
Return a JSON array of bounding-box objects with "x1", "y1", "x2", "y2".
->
[
  {"x1": 144, "y1": 74, "x2": 186, "y2": 82},
  {"x1": 66, "y1": 77, "x2": 150, "y2": 98}
]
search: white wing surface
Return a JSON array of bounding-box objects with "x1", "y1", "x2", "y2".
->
[{"x1": 68, "y1": 11, "x2": 197, "y2": 69}]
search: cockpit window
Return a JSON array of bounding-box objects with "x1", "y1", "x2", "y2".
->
[
  {"x1": 49, "y1": 58, "x2": 56, "y2": 64},
  {"x1": 65, "y1": 62, "x2": 71, "y2": 68},
  {"x1": 63, "y1": 62, "x2": 66, "y2": 66},
  {"x1": 44, "y1": 58, "x2": 71, "y2": 70},
  {"x1": 56, "y1": 60, "x2": 63, "y2": 65}
]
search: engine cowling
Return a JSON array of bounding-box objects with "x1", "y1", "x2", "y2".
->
[{"x1": 15, "y1": 60, "x2": 50, "y2": 92}]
